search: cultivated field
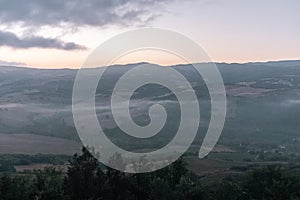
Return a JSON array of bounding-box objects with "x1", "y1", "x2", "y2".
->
[{"x1": 0, "y1": 133, "x2": 81, "y2": 155}]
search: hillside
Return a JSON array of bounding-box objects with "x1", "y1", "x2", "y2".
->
[{"x1": 0, "y1": 61, "x2": 300, "y2": 157}]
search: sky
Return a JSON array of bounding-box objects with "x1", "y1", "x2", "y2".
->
[{"x1": 0, "y1": 0, "x2": 299, "y2": 68}]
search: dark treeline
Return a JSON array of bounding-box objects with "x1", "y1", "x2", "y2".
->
[{"x1": 0, "y1": 148, "x2": 300, "y2": 200}]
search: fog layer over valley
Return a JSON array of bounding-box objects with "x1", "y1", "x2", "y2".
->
[{"x1": 1, "y1": 61, "x2": 300, "y2": 155}]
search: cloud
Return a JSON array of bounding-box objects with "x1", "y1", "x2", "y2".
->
[
  {"x1": 0, "y1": 30, "x2": 86, "y2": 50},
  {"x1": 0, "y1": 0, "x2": 169, "y2": 28},
  {"x1": 0, "y1": 0, "x2": 172, "y2": 50},
  {"x1": 0, "y1": 59, "x2": 26, "y2": 66}
]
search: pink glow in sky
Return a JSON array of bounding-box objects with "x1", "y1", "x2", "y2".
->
[{"x1": 0, "y1": 0, "x2": 299, "y2": 68}]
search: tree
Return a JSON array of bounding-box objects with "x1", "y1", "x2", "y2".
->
[
  {"x1": 64, "y1": 147, "x2": 104, "y2": 200},
  {"x1": 244, "y1": 166, "x2": 300, "y2": 200},
  {"x1": 34, "y1": 167, "x2": 65, "y2": 200},
  {"x1": 0, "y1": 175, "x2": 35, "y2": 200}
]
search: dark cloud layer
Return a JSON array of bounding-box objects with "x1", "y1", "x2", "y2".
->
[
  {"x1": 0, "y1": 0, "x2": 169, "y2": 50},
  {"x1": 0, "y1": 0, "x2": 168, "y2": 27},
  {"x1": 0, "y1": 30, "x2": 86, "y2": 50}
]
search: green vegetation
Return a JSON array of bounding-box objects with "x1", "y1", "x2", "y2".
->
[
  {"x1": 0, "y1": 154, "x2": 70, "y2": 174},
  {"x1": 0, "y1": 148, "x2": 300, "y2": 200}
]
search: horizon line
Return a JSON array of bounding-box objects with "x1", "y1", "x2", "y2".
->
[{"x1": 1, "y1": 59, "x2": 300, "y2": 70}]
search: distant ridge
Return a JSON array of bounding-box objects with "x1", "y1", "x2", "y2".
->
[
  {"x1": 244, "y1": 60, "x2": 300, "y2": 67},
  {"x1": 1, "y1": 60, "x2": 300, "y2": 70}
]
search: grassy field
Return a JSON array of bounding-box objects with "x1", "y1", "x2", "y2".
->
[{"x1": 0, "y1": 133, "x2": 81, "y2": 155}]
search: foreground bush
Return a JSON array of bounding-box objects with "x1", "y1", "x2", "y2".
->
[{"x1": 0, "y1": 148, "x2": 300, "y2": 200}]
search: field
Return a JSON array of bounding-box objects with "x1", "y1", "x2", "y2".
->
[{"x1": 0, "y1": 133, "x2": 81, "y2": 155}]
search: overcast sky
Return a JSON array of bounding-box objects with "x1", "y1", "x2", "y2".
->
[{"x1": 0, "y1": 0, "x2": 299, "y2": 68}]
